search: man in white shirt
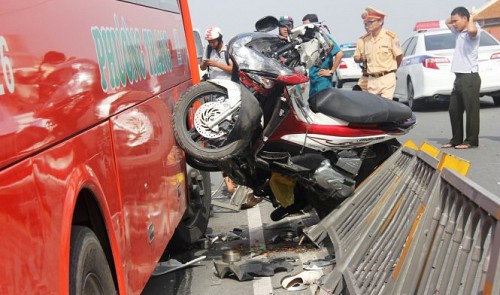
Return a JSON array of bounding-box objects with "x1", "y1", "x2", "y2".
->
[{"x1": 442, "y1": 7, "x2": 481, "y2": 149}]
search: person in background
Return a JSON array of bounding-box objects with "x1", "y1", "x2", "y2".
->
[
  {"x1": 302, "y1": 13, "x2": 318, "y2": 24},
  {"x1": 302, "y1": 13, "x2": 331, "y2": 33},
  {"x1": 352, "y1": 12, "x2": 370, "y2": 91},
  {"x1": 278, "y1": 16, "x2": 294, "y2": 42},
  {"x1": 353, "y1": 7, "x2": 402, "y2": 100},
  {"x1": 302, "y1": 13, "x2": 343, "y2": 97},
  {"x1": 442, "y1": 7, "x2": 481, "y2": 149},
  {"x1": 200, "y1": 26, "x2": 233, "y2": 80}
]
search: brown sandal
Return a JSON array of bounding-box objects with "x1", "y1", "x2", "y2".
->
[
  {"x1": 441, "y1": 143, "x2": 455, "y2": 148},
  {"x1": 455, "y1": 144, "x2": 477, "y2": 149}
]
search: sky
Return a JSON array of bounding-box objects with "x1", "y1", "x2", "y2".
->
[{"x1": 188, "y1": 0, "x2": 491, "y2": 45}]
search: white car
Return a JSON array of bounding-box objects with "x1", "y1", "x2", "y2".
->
[
  {"x1": 334, "y1": 43, "x2": 363, "y2": 88},
  {"x1": 394, "y1": 20, "x2": 500, "y2": 110}
]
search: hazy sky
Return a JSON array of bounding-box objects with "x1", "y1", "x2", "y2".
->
[{"x1": 188, "y1": 0, "x2": 491, "y2": 45}]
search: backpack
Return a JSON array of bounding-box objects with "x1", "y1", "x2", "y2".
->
[{"x1": 205, "y1": 46, "x2": 230, "y2": 65}]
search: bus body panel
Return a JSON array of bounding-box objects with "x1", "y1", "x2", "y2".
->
[
  {"x1": 0, "y1": 0, "x2": 198, "y2": 294},
  {"x1": 1, "y1": 0, "x2": 192, "y2": 168},
  {"x1": 0, "y1": 122, "x2": 124, "y2": 294},
  {"x1": 110, "y1": 89, "x2": 187, "y2": 293}
]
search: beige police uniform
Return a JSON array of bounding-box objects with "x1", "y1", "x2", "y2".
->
[
  {"x1": 354, "y1": 35, "x2": 369, "y2": 91},
  {"x1": 360, "y1": 7, "x2": 403, "y2": 99},
  {"x1": 363, "y1": 28, "x2": 402, "y2": 99}
]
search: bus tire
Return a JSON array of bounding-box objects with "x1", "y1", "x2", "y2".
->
[
  {"x1": 70, "y1": 226, "x2": 116, "y2": 295},
  {"x1": 167, "y1": 168, "x2": 211, "y2": 251}
]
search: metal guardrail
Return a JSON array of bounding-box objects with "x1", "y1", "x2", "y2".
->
[{"x1": 307, "y1": 141, "x2": 500, "y2": 295}]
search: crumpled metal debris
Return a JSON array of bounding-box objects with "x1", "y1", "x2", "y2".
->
[
  {"x1": 152, "y1": 256, "x2": 206, "y2": 276},
  {"x1": 199, "y1": 229, "x2": 246, "y2": 250},
  {"x1": 214, "y1": 256, "x2": 294, "y2": 281},
  {"x1": 268, "y1": 229, "x2": 301, "y2": 244},
  {"x1": 207, "y1": 229, "x2": 244, "y2": 243}
]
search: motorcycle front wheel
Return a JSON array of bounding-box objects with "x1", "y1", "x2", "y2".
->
[{"x1": 173, "y1": 82, "x2": 248, "y2": 162}]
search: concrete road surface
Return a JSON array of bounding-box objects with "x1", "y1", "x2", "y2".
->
[
  {"x1": 143, "y1": 174, "x2": 333, "y2": 295},
  {"x1": 400, "y1": 97, "x2": 500, "y2": 197}
]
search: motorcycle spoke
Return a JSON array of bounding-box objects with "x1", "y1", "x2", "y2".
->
[{"x1": 187, "y1": 127, "x2": 225, "y2": 149}]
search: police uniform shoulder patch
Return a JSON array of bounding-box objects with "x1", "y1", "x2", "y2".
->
[{"x1": 385, "y1": 30, "x2": 396, "y2": 39}]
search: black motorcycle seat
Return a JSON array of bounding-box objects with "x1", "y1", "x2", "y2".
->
[{"x1": 308, "y1": 88, "x2": 412, "y2": 124}]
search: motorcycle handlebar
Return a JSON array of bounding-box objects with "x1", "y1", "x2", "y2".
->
[{"x1": 273, "y1": 39, "x2": 300, "y2": 58}]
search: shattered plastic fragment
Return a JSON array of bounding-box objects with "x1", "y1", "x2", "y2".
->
[
  {"x1": 303, "y1": 254, "x2": 336, "y2": 270},
  {"x1": 281, "y1": 270, "x2": 323, "y2": 290}
]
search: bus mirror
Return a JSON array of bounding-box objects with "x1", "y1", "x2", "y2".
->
[{"x1": 193, "y1": 29, "x2": 204, "y2": 64}]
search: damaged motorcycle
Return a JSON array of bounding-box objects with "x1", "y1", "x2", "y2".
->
[{"x1": 173, "y1": 16, "x2": 416, "y2": 220}]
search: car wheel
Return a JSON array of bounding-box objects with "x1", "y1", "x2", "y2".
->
[
  {"x1": 493, "y1": 96, "x2": 500, "y2": 106},
  {"x1": 407, "y1": 79, "x2": 423, "y2": 111},
  {"x1": 336, "y1": 78, "x2": 343, "y2": 89}
]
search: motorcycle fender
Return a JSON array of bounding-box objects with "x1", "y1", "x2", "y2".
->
[
  {"x1": 207, "y1": 79, "x2": 262, "y2": 143},
  {"x1": 207, "y1": 79, "x2": 243, "y2": 106}
]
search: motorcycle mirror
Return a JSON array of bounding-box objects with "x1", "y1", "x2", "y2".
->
[{"x1": 255, "y1": 16, "x2": 279, "y2": 32}]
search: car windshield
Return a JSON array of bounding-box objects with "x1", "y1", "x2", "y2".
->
[
  {"x1": 425, "y1": 31, "x2": 500, "y2": 51},
  {"x1": 342, "y1": 49, "x2": 355, "y2": 58}
]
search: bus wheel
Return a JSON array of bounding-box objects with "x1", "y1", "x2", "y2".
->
[
  {"x1": 167, "y1": 168, "x2": 211, "y2": 252},
  {"x1": 70, "y1": 226, "x2": 116, "y2": 295}
]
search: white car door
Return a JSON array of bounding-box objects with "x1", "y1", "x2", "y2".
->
[{"x1": 395, "y1": 36, "x2": 418, "y2": 102}]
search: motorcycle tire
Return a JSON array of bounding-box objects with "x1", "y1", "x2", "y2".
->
[
  {"x1": 186, "y1": 155, "x2": 221, "y2": 172},
  {"x1": 173, "y1": 82, "x2": 248, "y2": 162}
]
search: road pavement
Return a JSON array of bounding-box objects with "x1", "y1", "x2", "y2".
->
[{"x1": 143, "y1": 174, "x2": 331, "y2": 295}]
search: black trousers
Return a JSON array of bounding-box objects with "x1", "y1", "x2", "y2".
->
[{"x1": 448, "y1": 72, "x2": 481, "y2": 146}]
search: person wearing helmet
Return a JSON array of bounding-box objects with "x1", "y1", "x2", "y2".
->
[
  {"x1": 201, "y1": 26, "x2": 233, "y2": 80},
  {"x1": 278, "y1": 16, "x2": 294, "y2": 41}
]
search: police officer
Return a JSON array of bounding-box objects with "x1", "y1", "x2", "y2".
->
[{"x1": 353, "y1": 7, "x2": 403, "y2": 100}]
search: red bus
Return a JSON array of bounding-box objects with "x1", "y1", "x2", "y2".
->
[{"x1": 0, "y1": 0, "x2": 209, "y2": 294}]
